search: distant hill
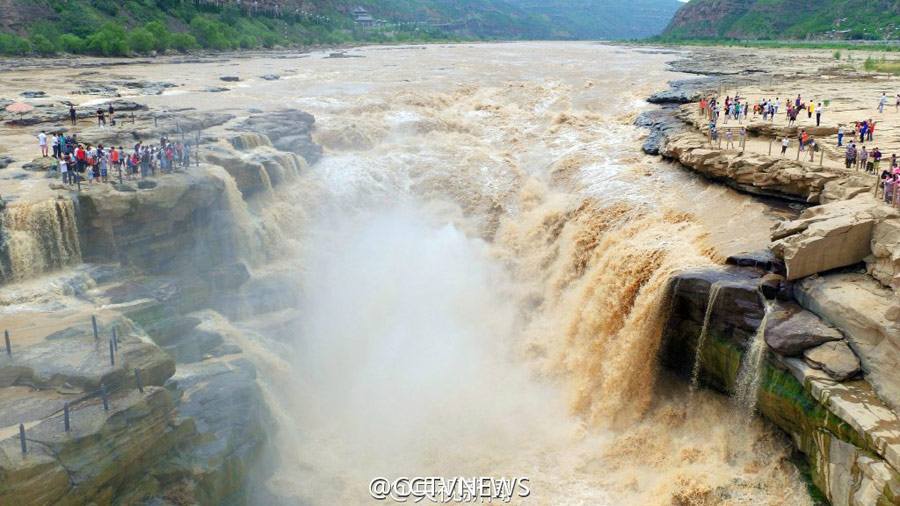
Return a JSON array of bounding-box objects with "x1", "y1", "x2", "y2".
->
[
  {"x1": 0, "y1": 0, "x2": 683, "y2": 56},
  {"x1": 505, "y1": 0, "x2": 684, "y2": 39},
  {"x1": 661, "y1": 0, "x2": 900, "y2": 41}
]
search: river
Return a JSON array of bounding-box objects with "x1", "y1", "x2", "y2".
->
[{"x1": 0, "y1": 42, "x2": 812, "y2": 505}]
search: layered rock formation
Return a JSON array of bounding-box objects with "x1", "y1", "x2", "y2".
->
[
  {"x1": 663, "y1": 261, "x2": 900, "y2": 506},
  {"x1": 662, "y1": 131, "x2": 841, "y2": 203},
  {"x1": 0, "y1": 109, "x2": 318, "y2": 505}
]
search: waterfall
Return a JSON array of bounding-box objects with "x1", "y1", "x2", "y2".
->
[
  {"x1": 734, "y1": 299, "x2": 774, "y2": 413},
  {"x1": 0, "y1": 197, "x2": 81, "y2": 283},
  {"x1": 689, "y1": 281, "x2": 722, "y2": 392}
]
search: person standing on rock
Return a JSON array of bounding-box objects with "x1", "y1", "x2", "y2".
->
[
  {"x1": 59, "y1": 154, "x2": 69, "y2": 184},
  {"x1": 873, "y1": 147, "x2": 882, "y2": 173},
  {"x1": 808, "y1": 102, "x2": 814, "y2": 120},
  {"x1": 140, "y1": 147, "x2": 150, "y2": 179},
  {"x1": 879, "y1": 93, "x2": 888, "y2": 114},
  {"x1": 98, "y1": 145, "x2": 109, "y2": 183},
  {"x1": 725, "y1": 129, "x2": 734, "y2": 149},
  {"x1": 108, "y1": 104, "x2": 115, "y2": 126},
  {"x1": 97, "y1": 108, "x2": 106, "y2": 129},
  {"x1": 816, "y1": 103, "x2": 822, "y2": 127},
  {"x1": 69, "y1": 105, "x2": 76, "y2": 126},
  {"x1": 38, "y1": 131, "x2": 48, "y2": 157},
  {"x1": 809, "y1": 139, "x2": 817, "y2": 162},
  {"x1": 799, "y1": 130, "x2": 807, "y2": 151},
  {"x1": 50, "y1": 133, "x2": 59, "y2": 159},
  {"x1": 867, "y1": 119, "x2": 875, "y2": 141},
  {"x1": 781, "y1": 137, "x2": 789, "y2": 156},
  {"x1": 837, "y1": 125, "x2": 845, "y2": 147},
  {"x1": 859, "y1": 121, "x2": 868, "y2": 143}
]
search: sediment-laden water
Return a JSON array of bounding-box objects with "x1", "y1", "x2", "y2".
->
[
  {"x1": 0, "y1": 43, "x2": 812, "y2": 505},
  {"x1": 223, "y1": 43, "x2": 810, "y2": 505}
]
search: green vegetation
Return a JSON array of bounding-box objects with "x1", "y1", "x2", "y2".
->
[
  {"x1": 0, "y1": 0, "x2": 558, "y2": 57},
  {"x1": 660, "y1": 0, "x2": 900, "y2": 42}
]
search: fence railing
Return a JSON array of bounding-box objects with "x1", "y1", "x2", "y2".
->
[{"x1": 3, "y1": 315, "x2": 150, "y2": 454}]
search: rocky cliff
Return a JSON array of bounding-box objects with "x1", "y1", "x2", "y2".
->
[
  {"x1": 661, "y1": 0, "x2": 900, "y2": 41},
  {"x1": 0, "y1": 109, "x2": 316, "y2": 505},
  {"x1": 663, "y1": 259, "x2": 900, "y2": 505}
]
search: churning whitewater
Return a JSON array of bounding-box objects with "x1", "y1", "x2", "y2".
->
[{"x1": 207, "y1": 43, "x2": 814, "y2": 505}]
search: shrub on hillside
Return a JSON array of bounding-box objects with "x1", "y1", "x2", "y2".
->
[
  {"x1": 58, "y1": 34, "x2": 85, "y2": 53},
  {"x1": 85, "y1": 22, "x2": 128, "y2": 56},
  {"x1": 127, "y1": 28, "x2": 156, "y2": 54},
  {"x1": 145, "y1": 21, "x2": 171, "y2": 52},
  {"x1": 169, "y1": 33, "x2": 198, "y2": 52},
  {"x1": 30, "y1": 34, "x2": 55, "y2": 55}
]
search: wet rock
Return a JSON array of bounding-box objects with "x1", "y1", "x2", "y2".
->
[
  {"x1": 112, "y1": 80, "x2": 178, "y2": 96},
  {"x1": 803, "y1": 341, "x2": 861, "y2": 381},
  {"x1": 229, "y1": 109, "x2": 322, "y2": 165},
  {"x1": 76, "y1": 174, "x2": 225, "y2": 273},
  {"x1": 635, "y1": 107, "x2": 683, "y2": 155},
  {"x1": 168, "y1": 356, "x2": 271, "y2": 504},
  {"x1": 22, "y1": 157, "x2": 57, "y2": 171},
  {"x1": 259, "y1": 74, "x2": 280, "y2": 81},
  {"x1": 0, "y1": 155, "x2": 13, "y2": 169},
  {"x1": 770, "y1": 198, "x2": 877, "y2": 280},
  {"x1": 208, "y1": 343, "x2": 242, "y2": 358},
  {"x1": 209, "y1": 262, "x2": 250, "y2": 291},
  {"x1": 647, "y1": 76, "x2": 721, "y2": 104},
  {"x1": 758, "y1": 273, "x2": 784, "y2": 300},
  {"x1": 162, "y1": 327, "x2": 223, "y2": 364},
  {"x1": 20, "y1": 91, "x2": 46, "y2": 98},
  {"x1": 764, "y1": 302, "x2": 843, "y2": 355},
  {"x1": 71, "y1": 84, "x2": 120, "y2": 97},
  {"x1": 726, "y1": 250, "x2": 785, "y2": 274},
  {"x1": 220, "y1": 75, "x2": 240, "y2": 82},
  {"x1": 0, "y1": 333, "x2": 174, "y2": 392},
  {"x1": 137, "y1": 181, "x2": 157, "y2": 189},
  {"x1": 203, "y1": 145, "x2": 272, "y2": 196},
  {"x1": 204, "y1": 86, "x2": 230, "y2": 93}
]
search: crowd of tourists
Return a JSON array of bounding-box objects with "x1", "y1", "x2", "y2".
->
[
  {"x1": 38, "y1": 130, "x2": 192, "y2": 185},
  {"x1": 699, "y1": 91, "x2": 900, "y2": 209}
]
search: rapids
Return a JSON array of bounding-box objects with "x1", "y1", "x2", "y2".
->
[
  {"x1": 229, "y1": 43, "x2": 811, "y2": 505},
  {"x1": 0, "y1": 43, "x2": 812, "y2": 505}
]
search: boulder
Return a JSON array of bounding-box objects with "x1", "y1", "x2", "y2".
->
[
  {"x1": 22, "y1": 157, "x2": 57, "y2": 171},
  {"x1": 803, "y1": 341, "x2": 861, "y2": 381},
  {"x1": 869, "y1": 209, "x2": 900, "y2": 289},
  {"x1": 204, "y1": 86, "x2": 230, "y2": 93},
  {"x1": 259, "y1": 74, "x2": 280, "y2": 81},
  {"x1": 795, "y1": 273, "x2": 900, "y2": 410},
  {"x1": 770, "y1": 198, "x2": 877, "y2": 280},
  {"x1": 220, "y1": 75, "x2": 240, "y2": 82},
  {"x1": 20, "y1": 91, "x2": 46, "y2": 98},
  {"x1": 765, "y1": 302, "x2": 843, "y2": 355},
  {"x1": 726, "y1": 250, "x2": 785, "y2": 273},
  {"x1": 634, "y1": 108, "x2": 682, "y2": 155}
]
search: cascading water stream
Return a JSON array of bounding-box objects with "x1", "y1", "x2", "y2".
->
[
  {"x1": 0, "y1": 198, "x2": 81, "y2": 283},
  {"x1": 735, "y1": 297, "x2": 774, "y2": 413},
  {"x1": 689, "y1": 282, "x2": 722, "y2": 393}
]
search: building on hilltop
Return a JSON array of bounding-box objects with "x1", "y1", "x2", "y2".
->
[{"x1": 352, "y1": 6, "x2": 374, "y2": 26}]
